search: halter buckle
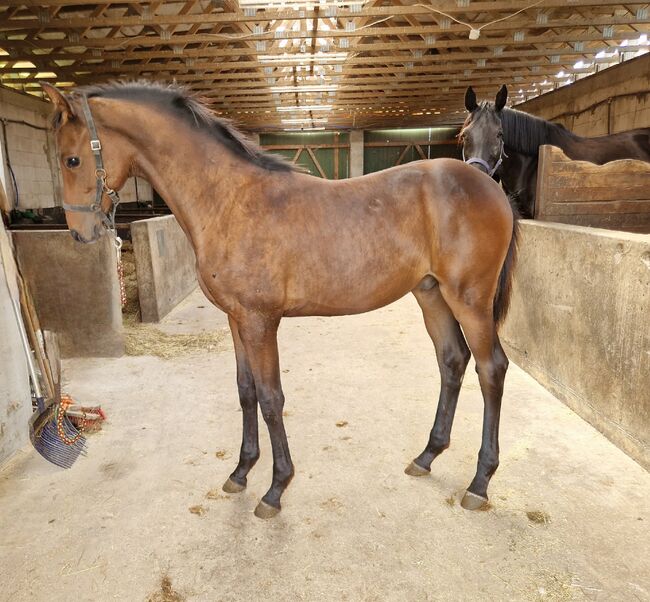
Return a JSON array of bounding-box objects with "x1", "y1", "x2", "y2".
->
[{"x1": 90, "y1": 139, "x2": 102, "y2": 152}]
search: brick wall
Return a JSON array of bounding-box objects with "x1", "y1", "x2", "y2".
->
[{"x1": 0, "y1": 86, "x2": 61, "y2": 209}]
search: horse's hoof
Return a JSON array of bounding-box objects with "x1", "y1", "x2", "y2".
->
[
  {"x1": 404, "y1": 461, "x2": 430, "y2": 477},
  {"x1": 461, "y1": 490, "x2": 489, "y2": 511},
  {"x1": 222, "y1": 478, "x2": 246, "y2": 494},
  {"x1": 254, "y1": 501, "x2": 280, "y2": 519}
]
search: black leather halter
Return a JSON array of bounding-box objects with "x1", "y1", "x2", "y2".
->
[{"x1": 61, "y1": 95, "x2": 121, "y2": 232}]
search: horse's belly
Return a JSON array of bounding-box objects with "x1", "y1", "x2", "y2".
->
[{"x1": 282, "y1": 271, "x2": 423, "y2": 317}]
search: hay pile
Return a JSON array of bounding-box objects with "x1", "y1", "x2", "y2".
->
[
  {"x1": 121, "y1": 243, "x2": 226, "y2": 359},
  {"x1": 120, "y1": 242, "x2": 140, "y2": 319},
  {"x1": 123, "y1": 323, "x2": 226, "y2": 359}
]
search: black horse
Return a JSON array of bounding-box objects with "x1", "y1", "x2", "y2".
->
[{"x1": 461, "y1": 85, "x2": 650, "y2": 218}]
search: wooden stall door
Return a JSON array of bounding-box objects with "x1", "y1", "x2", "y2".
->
[{"x1": 536, "y1": 145, "x2": 650, "y2": 233}]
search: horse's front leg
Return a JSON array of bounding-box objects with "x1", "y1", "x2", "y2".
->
[
  {"x1": 222, "y1": 316, "x2": 260, "y2": 494},
  {"x1": 237, "y1": 311, "x2": 294, "y2": 519}
]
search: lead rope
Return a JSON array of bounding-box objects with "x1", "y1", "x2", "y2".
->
[
  {"x1": 114, "y1": 236, "x2": 126, "y2": 309},
  {"x1": 55, "y1": 394, "x2": 87, "y2": 446}
]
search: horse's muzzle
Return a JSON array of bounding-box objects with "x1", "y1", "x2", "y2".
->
[{"x1": 70, "y1": 223, "x2": 103, "y2": 244}]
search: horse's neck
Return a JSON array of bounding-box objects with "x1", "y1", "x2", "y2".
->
[
  {"x1": 545, "y1": 123, "x2": 587, "y2": 159},
  {"x1": 117, "y1": 111, "x2": 267, "y2": 249}
]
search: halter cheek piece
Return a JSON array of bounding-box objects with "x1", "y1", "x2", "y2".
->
[
  {"x1": 462, "y1": 138, "x2": 506, "y2": 178},
  {"x1": 61, "y1": 95, "x2": 121, "y2": 233}
]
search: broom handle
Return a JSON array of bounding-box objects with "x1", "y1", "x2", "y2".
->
[
  {"x1": 1, "y1": 230, "x2": 44, "y2": 409},
  {"x1": 18, "y1": 278, "x2": 54, "y2": 400},
  {"x1": 9, "y1": 294, "x2": 44, "y2": 408}
]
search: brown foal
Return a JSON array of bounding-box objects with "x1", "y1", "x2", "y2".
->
[{"x1": 43, "y1": 82, "x2": 518, "y2": 518}]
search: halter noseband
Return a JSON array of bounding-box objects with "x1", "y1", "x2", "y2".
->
[
  {"x1": 462, "y1": 138, "x2": 506, "y2": 178},
  {"x1": 61, "y1": 95, "x2": 121, "y2": 234}
]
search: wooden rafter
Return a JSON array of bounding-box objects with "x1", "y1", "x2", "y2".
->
[{"x1": 0, "y1": 1, "x2": 648, "y2": 130}]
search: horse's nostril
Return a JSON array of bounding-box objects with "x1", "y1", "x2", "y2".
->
[{"x1": 70, "y1": 229, "x2": 80, "y2": 242}]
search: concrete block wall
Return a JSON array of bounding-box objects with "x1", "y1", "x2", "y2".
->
[
  {"x1": 501, "y1": 221, "x2": 650, "y2": 469},
  {"x1": 0, "y1": 225, "x2": 31, "y2": 467},
  {"x1": 12, "y1": 230, "x2": 124, "y2": 358},
  {"x1": 117, "y1": 177, "x2": 153, "y2": 204},
  {"x1": 517, "y1": 53, "x2": 650, "y2": 135},
  {"x1": 0, "y1": 86, "x2": 61, "y2": 209},
  {"x1": 131, "y1": 215, "x2": 196, "y2": 322}
]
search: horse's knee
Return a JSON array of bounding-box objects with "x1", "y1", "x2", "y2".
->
[
  {"x1": 475, "y1": 351, "x2": 508, "y2": 383},
  {"x1": 258, "y1": 392, "x2": 285, "y2": 425},
  {"x1": 237, "y1": 379, "x2": 257, "y2": 408},
  {"x1": 440, "y1": 346, "x2": 470, "y2": 386}
]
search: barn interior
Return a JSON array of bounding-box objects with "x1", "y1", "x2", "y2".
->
[{"x1": 0, "y1": 2, "x2": 649, "y2": 600}]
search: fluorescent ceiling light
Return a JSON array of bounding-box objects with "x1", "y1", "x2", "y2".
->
[
  {"x1": 271, "y1": 85, "x2": 338, "y2": 93},
  {"x1": 259, "y1": 52, "x2": 348, "y2": 63},
  {"x1": 276, "y1": 105, "x2": 333, "y2": 111},
  {"x1": 281, "y1": 118, "x2": 329, "y2": 124}
]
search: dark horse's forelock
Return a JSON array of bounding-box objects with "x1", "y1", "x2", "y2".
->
[
  {"x1": 75, "y1": 81, "x2": 296, "y2": 172},
  {"x1": 459, "y1": 101, "x2": 499, "y2": 138}
]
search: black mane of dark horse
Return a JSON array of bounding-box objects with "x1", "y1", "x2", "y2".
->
[
  {"x1": 466, "y1": 97, "x2": 650, "y2": 218},
  {"x1": 500, "y1": 109, "x2": 577, "y2": 156}
]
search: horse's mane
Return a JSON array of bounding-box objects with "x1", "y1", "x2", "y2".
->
[
  {"x1": 75, "y1": 81, "x2": 296, "y2": 173},
  {"x1": 499, "y1": 107, "x2": 578, "y2": 156},
  {"x1": 461, "y1": 101, "x2": 579, "y2": 157}
]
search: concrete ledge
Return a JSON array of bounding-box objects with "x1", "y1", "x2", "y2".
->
[
  {"x1": 131, "y1": 215, "x2": 197, "y2": 322},
  {"x1": 501, "y1": 220, "x2": 650, "y2": 469},
  {"x1": 12, "y1": 230, "x2": 124, "y2": 358}
]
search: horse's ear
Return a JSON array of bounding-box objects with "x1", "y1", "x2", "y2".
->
[
  {"x1": 41, "y1": 82, "x2": 75, "y2": 127},
  {"x1": 464, "y1": 86, "x2": 478, "y2": 112},
  {"x1": 495, "y1": 84, "x2": 508, "y2": 112}
]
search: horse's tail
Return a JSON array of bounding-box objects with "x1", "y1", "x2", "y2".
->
[{"x1": 493, "y1": 198, "x2": 520, "y2": 327}]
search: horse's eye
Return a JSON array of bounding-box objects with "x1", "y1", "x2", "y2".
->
[
  {"x1": 65, "y1": 156, "x2": 80, "y2": 169},
  {"x1": 497, "y1": 131, "x2": 503, "y2": 138}
]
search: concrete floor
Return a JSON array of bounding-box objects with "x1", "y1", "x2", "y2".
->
[{"x1": 0, "y1": 290, "x2": 648, "y2": 602}]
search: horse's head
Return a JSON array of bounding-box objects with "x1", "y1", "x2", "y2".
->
[
  {"x1": 42, "y1": 83, "x2": 132, "y2": 244},
  {"x1": 459, "y1": 85, "x2": 508, "y2": 178}
]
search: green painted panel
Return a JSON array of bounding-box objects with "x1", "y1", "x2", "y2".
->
[
  {"x1": 364, "y1": 126, "x2": 462, "y2": 174},
  {"x1": 259, "y1": 131, "x2": 350, "y2": 179}
]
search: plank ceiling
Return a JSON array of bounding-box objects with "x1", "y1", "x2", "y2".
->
[{"x1": 1, "y1": 1, "x2": 649, "y2": 130}]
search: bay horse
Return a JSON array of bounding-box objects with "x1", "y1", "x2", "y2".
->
[
  {"x1": 461, "y1": 85, "x2": 650, "y2": 217},
  {"x1": 42, "y1": 81, "x2": 517, "y2": 519}
]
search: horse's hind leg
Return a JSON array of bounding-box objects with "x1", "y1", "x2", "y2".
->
[
  {"x1": 441, "y1": 291, "x2": 509, "y2": 510},
  {"x1": 222, "y1": 316, "x2": 261, "y2": 494},
  {"x1": 406, "y1": 282, "x2": 470, "y2": 476}
]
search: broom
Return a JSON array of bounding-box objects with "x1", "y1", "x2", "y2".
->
[{"x1": 9, "y1": 294, "x2": 88, "y2": 468}]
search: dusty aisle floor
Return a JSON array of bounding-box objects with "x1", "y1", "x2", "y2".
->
[{"x1": 1, "y1": 290, "x2": 648, "y2": 602}]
